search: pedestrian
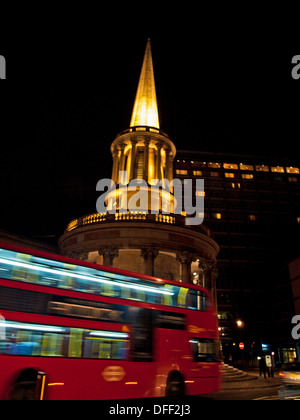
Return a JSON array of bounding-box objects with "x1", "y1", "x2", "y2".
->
[{"x1": 259, "y1": 356, "x2": 267, "y2": 378}]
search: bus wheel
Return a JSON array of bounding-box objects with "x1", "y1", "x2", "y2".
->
[
  {"x1": 10, "y1": 369, "x2": 38, "y2": 400},
  {"x1": 166, "y1": 371, "x2": 185, "y2": 398}
]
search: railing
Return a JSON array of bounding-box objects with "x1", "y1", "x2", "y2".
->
[
  {"x1": 115, "y1": 125, "x2": 171, "y2": 140},
  {"x1": 65, "y1": 211, "x2": 212, "y2": 237}
]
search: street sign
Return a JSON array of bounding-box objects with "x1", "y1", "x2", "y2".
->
[{"x1": 239, "y1": 342, "x2": 244, "y2": 350}]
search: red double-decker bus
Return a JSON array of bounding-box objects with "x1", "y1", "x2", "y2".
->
[{"x1": 0, "y1": 242, "x2": 221, "y2": 400}]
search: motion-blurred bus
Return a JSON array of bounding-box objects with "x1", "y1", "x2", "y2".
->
[{"x1": 0, "y1": 242, "x2": 221, "y2": 400}]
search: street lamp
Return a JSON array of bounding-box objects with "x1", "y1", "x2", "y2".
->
[{"x1": 236, "y1": 320, "x2": 244, "y2": 369}]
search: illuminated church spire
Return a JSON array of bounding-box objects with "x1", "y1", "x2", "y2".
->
[{"x1": 130, "y1": 39, "x2": 160, "y2": 129}]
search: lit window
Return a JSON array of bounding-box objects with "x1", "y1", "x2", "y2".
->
[
  {"x1": 191, "y1": 161, "x2": 206, "y2": 167},
  {"x1": 213, "y1": 213, "x2": 222, "y2": 220},
  {"x1": 242, "y1": 174, "x2": 254, "y2": 179},
  {"x1": 231, "y1": 183, "x2": 241, "y2": 189},
  {"x1": 196, "y1": 162, "x2": 207, "y2": 167},
  {"x1": 297, "y1": 217, "x2": 300, "y2": 224},
  {"x1": 223, "y1": 163, "x2": 238, "y2": 170},
  {"x1": 210, "y1": 172, "x2": 220, "y2": 177},
  {"x1": 176, "y1": 170, "x2": 188, "y2": 175},
  {"x1": 240, "y1": 164, "x2": 254, "y2": 171},
  {"x1": 286, "y1": 167, "x2": 299, "y2": 174},
  {"x1": 208, "y1": 162, "x2": 221, "y2": 168},
  {"x1": 255, "y1": 165, "x2": 269, "y2": 172},
  {"x1": 225, "y1": 173, "x2": 234, "y2": 178},
  {"x1": 288, "y1": 177, "x2": 298, "y2": 183},
  {"x1": 271, "y1": 166, "x2": 285, "y2": 173},
  {"x1": 195, "y1": 191, "x2": 205, "y2": 196},
  {"x1": 248, "y1": 215, "x2": 257, "y2": 221},
  {"x1": 193, "y1": 170, "x2": 202, "y2": 176}
]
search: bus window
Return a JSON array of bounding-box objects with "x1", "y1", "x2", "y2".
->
[
  {"x1": 83, "y1": 330, "x2": 130, "y2": 360},
  {"x1": 0, "y1": 320, "x2": 130, "y2": 360},
  {"x1": 189, "y1": 338, "x2": 220, "y2": 362},
  {"x1": 186, "y1": 290, "x2": 208, "y2": 311},
  {"x1": 0, "y1": 315, "x2": 5, "y2": 340},
  {"x1": 128, "y1": 308, "x2": 153, "y2": 362}
]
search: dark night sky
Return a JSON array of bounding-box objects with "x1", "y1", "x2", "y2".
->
[{"x1": 0, "y1": 9, "x2": 299, "y2": 241}]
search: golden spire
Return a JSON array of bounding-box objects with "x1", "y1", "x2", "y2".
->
[{"x1": 130, "y1": 39, "x2": 160, "y2": 129}]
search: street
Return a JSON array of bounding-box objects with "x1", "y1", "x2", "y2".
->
[{"x1": 199, "y1": 385, "x2": 281, "y2": 400}]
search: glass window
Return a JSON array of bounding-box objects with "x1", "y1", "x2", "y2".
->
[
  {"x1": 0, "y1": 320, "x2": 130, "y2": 360},
  {"x1": 208, "y1": 162, "x2": 221, "y2": 169},
  {"x1": 191, "y1": 161, "x2": 207, "y2": 168},
  {"x1": 271, "y1": 166, "x2": 285, "y2": 173},
  {"x1": 286, "y1": 167, "x2": 299, "y2": 174},
  {"x1": 189, "y1": 339, "x2": 220, "y2": 362},
  {"x1": 242, "y1": 174, "x2": 254, "y2": 179},
  {"x1": 195, "y1": 191, "x2": 205, "y2": 197},
  {"x1": 223, "y1": 163, "x2": 238, "y2": 170},
  {"x1": 193, "y1": 170, "x2": 202, "y2": 176},
  {"x1": 288, "y1": 177, "x2": 298, "y2": 183},
  {"x1": 185, "y1": 290, "x2": 208, "y2": 311},
  {"x1": 212, "y1": 213, "x2": 222, "y2": 219},
  {"x1": 240, "y1": 164, "x2": 254, "y2": 171},
  {"x1": 225, "y1": 173, "x2": 234, "y2": 178},
  {"x1": 176, "y1": 170, "x2": 188, "y2": 176},
  {"x1": 210, "y1": 172, "x2": 220, "y2": 177},
  {"x1": 255, "y1": 165, "x2": 269, "y2": 172}
]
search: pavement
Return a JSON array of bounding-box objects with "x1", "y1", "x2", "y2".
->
[{"x1": 221, "y1": 369, "x2": 282, "y2": 390}]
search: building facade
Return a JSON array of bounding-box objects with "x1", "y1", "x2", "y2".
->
[
  {"x1": 289, "y1": 257, "x2": 300, "y2": 360},
  {"x1": 174, "y1": 150, "x2": 300, "y2": 361}
]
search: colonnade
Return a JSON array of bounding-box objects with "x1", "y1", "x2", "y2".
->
[{"x1": 111, "y1": 138, "x2": 174, "y2": 185}]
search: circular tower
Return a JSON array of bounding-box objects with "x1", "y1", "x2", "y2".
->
[{"x1": 59, "y1": 39, "x2": 219, "y2": 307}]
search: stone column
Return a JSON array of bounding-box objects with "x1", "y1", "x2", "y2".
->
[
  {"x1": 165, "y1": 147, "x2": 171, "y2": 182},
  {"x1": 156, "y1": 142, "x2": 163, "y2": 180},
  {"x1": 176, "y1": 251, "x2": 193, "y2": 284},
  {"x1": 118, "y1": 143, "x2": 126, "y2": 184},
  {"x1": 98, "y1": 247, "x2": 119, "y2": 267},
  {"x1": 68, "y1": 249, "x2": 89, "y2": 261},
  {"x1": 143, "y1": 137, "x2": 150, "y2": 182},
  {"x1": 111, "y1": 148, "x2": 119, "y2": 184},
  {"x1": 130, "y1": 140, "x2": 138, "y2": 181},
  {"x1": 198, "y1": 258, "x2": 218, "y2": 312},
  {"x1": 141, "y1": 248, "x2": 159, "y2": 276},
  {"x1": 168, "y1": 154, "x2": 175, "y2": 181}
]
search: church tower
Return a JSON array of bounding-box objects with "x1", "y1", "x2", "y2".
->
[
  {"x1": 59, "y1": 39, "x2": 219, "y2": 303},
  {"x1": 108, "y1": 39, "x2": 176, "y2": 215}
]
